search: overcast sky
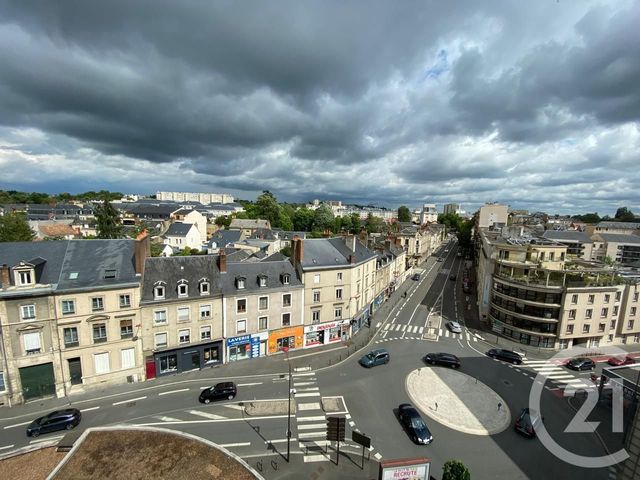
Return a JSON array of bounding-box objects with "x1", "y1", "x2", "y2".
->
[{"x1": 0, "y1": 1, "x2": 638, "y2": 215}]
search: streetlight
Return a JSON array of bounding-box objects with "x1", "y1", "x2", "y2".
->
[{"x1": 282, "y1": 346, "x2": 293, "y2": 462}]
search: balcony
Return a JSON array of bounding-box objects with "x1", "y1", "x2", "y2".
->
[
  {"x1": 491, "y1": 301, "x2": 560, "y2": 324},
  {"x1": 489, "y1": 313, "x2": 558, "y2": 338},
  {"x1": 492, "y1": 287, "x2": 562, "y2": 308},
  {"x1": 494, "y1": 271, "x2": 564, "y2": 290}
]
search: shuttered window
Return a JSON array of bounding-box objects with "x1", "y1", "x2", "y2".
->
[
  {"x1": 94, "y1": 352, "x2": 110, "y2": 374},
  {"x1": 121, "y1": 348, "x2": 135, "y2": 369}
]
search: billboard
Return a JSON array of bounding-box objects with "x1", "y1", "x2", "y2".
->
[{"x1": 379, "y1": 457, "x2": 430, "y2": 480}]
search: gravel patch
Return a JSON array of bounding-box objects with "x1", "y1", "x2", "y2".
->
[{"x1": 0, "y1": 447, "x2": 66, "y2": 480}]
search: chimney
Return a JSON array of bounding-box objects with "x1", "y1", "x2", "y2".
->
[
  {"x1": 294, "y1": 238, "x2": 304, "y2": 265},
  {"x1": 218, "y1": 248, "x2": 227, "y2": 273},
  {"x1": 348, "y1": 254, "x2": 356, "y2": 264},
  {"x1": 345, "y1": 234, "x2": 357, "y2": 252},
  {"x1": 134, "y1": 233, "x2": 150, "y2": 276},
  {"x1": 1, "y1": 264, "x2": 10, "y2": 288},
  {"x1": 385, "y1": 239, "x2": 392, "y2": 250}
]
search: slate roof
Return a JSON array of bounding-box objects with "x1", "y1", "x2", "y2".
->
[
  {"x1": 226, "y1": 249, "x2": 251, "y2": 262},
  {"x1": 262, "y1": 252, "x2": 288, "y2": 262},
  {"x1": 299, "y1": 237, "x2": 377, "y2": 270},
  {"x1": 221, "y1": 260, "x2": 302, "y2": 295},
  {"x1": 275, "y1": 231, "x2": 307, "y2": 240},
  {"x1": 598, "y1": 234, "x2": 640, "y2": 245},
  {"x1": 141, "y1": 255, "x2": 222, "y2": 303},
  {"x1": 165, "y1": 222, "x2": 196, "y2": 237},
  {"x1": 542, "y1": 230, "x2": 593, "y2": 243},
  {"x1": 597, "y1": 221, "x2": 640, "y2": 230},
  {"x1": 0, "y1": 241, "x2": 69, "y2": 288},
  {"x1": 230, "y1": 219, "x2": 271, "y2": 230},
  {"x1": 208, "y1": 230, "x2": 242, "y2": 248}
]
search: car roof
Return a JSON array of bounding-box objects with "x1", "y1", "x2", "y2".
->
[
  {"x1": 371, "y1": 348, "x2": 388, "y2": 355},
  {"x1": 435, "y1": 352, "x2": 457, "y2": 358},
  {"x1": 214, "y1": 382, "x2": 235, "y2": 389}
]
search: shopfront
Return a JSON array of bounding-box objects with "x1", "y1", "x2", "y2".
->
[
  {"x1": 351, "y1": 304, "x2": 372, "y2": 335},
  {"x1": 227, "y1": 334, "x2": 252, "y2": 362},
  {"x1": 373, "y1": 293, "x2": 385, "y2": 313},
  {"x1": 154, "y1": 340, "x2": 223, "y2": 376},
  {"x1": 304, "y1": 320, "x2": 350, "y2": 348},
  {"x1": 268, "y1": 326, "x2": 304, "y2": 354}
]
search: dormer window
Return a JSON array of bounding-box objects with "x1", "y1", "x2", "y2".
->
[
  {"x1": 18, "y1": 270, "x2": 33, "y2": 286},
  {"x1": 258, "y1": 275, "x2": 267, "y2": 287},
  {"x1": 153, "y1": 281, "x2": 166, "y2": 300},
  {"x1": 177, "y1": 280, "x2": 188, "y2": 297},
  {"x1": 282, "y1": 274, "x2": 290, "y2": 285},
  {"x1": 199, "y1": 280, "x2": 210, "y2": 295},
  {"x1": 236, "y1": 277, "x2": 246, "y2": 289}
]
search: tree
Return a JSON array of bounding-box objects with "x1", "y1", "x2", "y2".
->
[
  {"x1": 150, "y1": 243, "x2": 165, "y2": 257},
  {"x1": 94, "y1": 199, "x2": 123, "y2": 239},
  {"x1": 277, "y1": 206, "x2": 294, "y2": 231},
  {"x1": 280, "y1": 245, "x2": 292, "y2": 257},
  {"x1": 0, "y1": 212, "x2": 35, "y2": 242},
  {"x1": 293, "y1": 207, "x2": 315, "y2": 232},
  {"x1": 574, "y1": 212, "x2": 600, "y2": 224},
  {"x1": 255, "y1": 190, "x2": 280, "y2": 226},
  {"x1": 615, "y1": 207, "x2": 635, "y2": 222},
  {"x1": 365, "y1": 213, "x2": 385, "y2": 233},
  {"x1": 215, "y1": 215, "x2": 232, "y2": 229},
  {"x1": 442, "y1": 459, "x2": 471, "y2": 480},
  {"x1": 312, "y1": 205, "x2": 334, "y2": 231},
  {"x1": 397, "y1": 205, "x2": 411, "y2": 222}
]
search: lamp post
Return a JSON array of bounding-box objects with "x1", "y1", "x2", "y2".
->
[{"x1": 283, "y1": 346, "x2": 292, "y2": 462}]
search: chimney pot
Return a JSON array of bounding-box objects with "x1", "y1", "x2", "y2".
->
[
  {"x1": 218, "y1": 249, "x2": 227, "y2": 273},
  {"x1": 1, "y1": 264, "x2": 10, "y2": 288},
  {"x1": 134, "y1": 234, "x2": 150, "y2": 275}
]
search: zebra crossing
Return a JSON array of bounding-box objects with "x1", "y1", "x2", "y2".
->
[
  {"x1": 377, "y1": 322, "x2": 484, "y2": 343},
  {"x1": 520, "y1": 359, "x2": 595, "y2": 392},
  {"x1": 292, "y1": 371, "x2": 331, "y2": 463},
  {"x1": 382, "y1": 323, "x2": 424, "y2": 335}
]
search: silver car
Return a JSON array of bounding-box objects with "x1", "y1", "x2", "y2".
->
[{"x1": 446, "y1": 321, "x2": 462, "y2": 334}]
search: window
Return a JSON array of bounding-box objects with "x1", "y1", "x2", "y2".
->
[
  {"x1": 94, "y1": 352, "x2": 110, "y2": 374},
  {"x1": 18, "y1": 270, "x2": 32, "y2": 285},
  {"x1": 604, "y1": 294, "x2": 610, "y2": 303},
  {"x1": 259, "y1": 296, "x2": 269, "y2": 310},
  {"x1": 0, "y1": 373, "x2": 5, "y2": 392},
  {"x1": 199, "y1": 281, "x2": 210, "y2": 295},
  {"x1": 177, "y1": 307, "x2": 190, "y2": 322},
  {"x1": 21, "y1": 304, "x2": 36, "y2": 320},
  {"x1": 119, "y1": 294, "x2": 131, "y2": 308},
  {"x1": 635, "y1": 334, "x2": 640, "y2": 343},
  {"x1": 313, "y1": 290, "x2": 320, "y2": 303},
  {"x1": 120, "y1": 319, "x2": 133, "y2": 339},
  {"x1": 337, "y1": 272, "x2": 343, "y2": 281},
  {"x1": 200, "y1": 304, "x2": 211, "y2": 319},
  {"x1": 237, "y1": 319, "x2": 247, "y2": 334},
  {"x1": 259, "y1": 276, "x2": 267, "y2": 287},
  {"x1": 178, "y1": 329, "x2": 190, "y2": 344},
  {"x1": 608, "y1": 334, "x2": 614, "y2": 342},
  {"x1": 154, "y1": 285, "x2": 165, "y2": 300},
  {"x1": 62, "y1": 299, "x2": 75, "y2": 315},
  {"x1": 155, "y1": 332, "x2": 167, "y2": 348},
  {"x1": 334, "y1": 307, "x2": 342, "y2": 319},
  {"x1": 236, "y1": 277, "x2": 246, "y2": 289},
  {"x1": 63, "y1": 327, "x2": 79, "y2": 347},
  {"x1": 282, "y1": 294, "x2": 292, "y2": 307},
  {"x1": 91, "y1": 297, "x2": 104, "y2": 312},
  {"x1": 282, "y1": 313, "x2": 291, "y2": 327},
  {"x1": 601, "y1": 308, "x2": 608, "y2": 318},
  {"x1": 177, "y1": 283, "x2": 188, "y2": 297},
  {"x1": 613, "y1": 305, "x2": 619, "y2": 316},
  {"x1": 282, "y1": 274, "x2": 290, "y2": 285},
  {"x1": 616, "y1": 291, "x2": 622, "y2": 301},
  {"x1": 598, "y1": 323, "x2": 606, "y2": 333},
  {"x1": 628, "y1": 320, "x2": 635, "y2": 330},
  {"x1": 587, "y1": 295, "x2": 594, "y2": 304},
  {"x1": 121, "y1": 348, "x2": 135, "y2": 369},
  {"x1": 610, "y1": 320, "x2": 616, "y2": 329},
  {"x1": 336, "y1": 288, "x2": 343, "y2": 300},
  {"x1": 237, "y1": 299, "x2": 247, "y2": 313},
  {"x1": 582, "y1": 324, "x2": 590, "y2": 334},
  {"x1": 312, "y1": 310, "x2": 320, "y2": 324},
  {"x1": 153, "y1": 310, "x2": 167, "y2": 324},
  {"x1": 314, "y1": 274, "x2": 320, "y2": 284},
  {"x1": 568, "y1": 309, "x2": 576, "y2": 320},
  {"x1": 104, "y1": 269, "x2": 117, "y2": 279},
  {"x1": 634, "y1": 292, "x2": 639, "y2": 302},
  {"x1": 23, "y1": 331, "x2": 41, "y2": 354},
  {"x1": 585, "y1": 309, "x2": 592, "y2": 319},
  {"x1": 93, "y1": 323, "x2": 107, "y2": 343},
  {"x1": 631, "y1": 307, "x2": 637, "y2": 316},
  {"x1": 566, "y1": 325, "x2": 574, "y2": 334},
  {"x1": 259, "y1": 316, "x2": 268, "y2": 330},
  {"x1": 571, "y1": 294, "x2": 578, "y2": 304},
  {"x1": 592, "y1": 339, "x2": 600, "y2": 348},
  {"x1": 200, "y1": 325, "x2": 211, "y2": 340}
]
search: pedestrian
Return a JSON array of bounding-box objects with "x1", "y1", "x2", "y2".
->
[{"x1": 497, "y1": 402, "x2": 502, "y2": 412}]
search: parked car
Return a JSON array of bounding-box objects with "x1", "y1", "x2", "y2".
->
[
  {"x1": 514, "y1": 408, "x2": 543, "y2": 438},
  {"x1": 449, "y1": 274, "x2": 457, "y2": 281},
  {"x1": 437, "y1": 257, "x2": 444, "y2": 262},
  {"x1": 26, "y1": 408, "x2": 81, "y2": 437},
  {"x1": 199, "y1": 382, "x2": 237, "y2": 404},
  {"x1": 398, "y1": 403, "x2": 433, "y2": 445},
  {"x1": 446, "y1": 321, "x2": 463, "y2": 334},
  {"x1": 412, "y1": 273, "x2": 421, "y2": 281},
  {"x1": 607, "y1": 355, "x2": 636, "y2": 366},
  {"x1": 359, "y1": 348, "x2": 390, "y2": 368},
  {"x1": 486, "y1": 348, "x2": 523, "y2": 365},
  {"x1": 566, "y1": 357, "x2": 596, "y2": 371},
  {"x1": 457, "y1": 251, "x2": 463, "y2": 257},
  {"x1": 444, "y1": 249, "x2": 449, "y2": 253},
  {"x1": 423, "y1": 352, "x2": 461, "y2": 368}
]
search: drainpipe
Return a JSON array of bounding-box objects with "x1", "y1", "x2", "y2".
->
[{"x1": 0, "y1": 319, "x2": 14, "y2": 407}]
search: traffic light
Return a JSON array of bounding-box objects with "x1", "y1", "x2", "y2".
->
[{"x1": 326, "y1": 416, "x2": 346, "y2": 442}]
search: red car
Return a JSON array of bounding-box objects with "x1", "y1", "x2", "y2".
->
[{"x1": 607, "y1": 355, "x2": 636, "y2": 366}]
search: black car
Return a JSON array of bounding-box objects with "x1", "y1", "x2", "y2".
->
[
  {"x1": 26, "y1": 408, "x2": 81, "y2": 437},
  {"x1": 449, "y1": 274, "x2": 456, "y2": 281},
  {"x1": 566, "y1": 357, "x2": 596, "y2": 371},
  {"x1": 412, "y1": 273, "x2": 421, "y2": 281},
  {"x1": 514, "y1": 408, "x2": 543, "y2": 438},
  {"x1": 199, "y1": 382, "x2": 237, "y2": 404},
  {"x1": 486, "y1": 348, "x2": 523, "y2": 365},
  {"x1": 424, "y1": 352, "x2": 461, "y2": 369},
  {"x1": 398, "y1": 403, "x2": 433, "y2": 445}
]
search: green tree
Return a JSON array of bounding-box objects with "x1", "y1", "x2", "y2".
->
[
  {"x1": 615, "y1": 207, "x2": 635, "y2": 222},
  {"x1": 574, "y1": 212, "x2": 600, "y2": 224},
  {"x1": 277, "y1": 206, "x2": 294, "y2": 231},
  {"x1": 255, "y1": 190, "x2": 280, "y2": 226},
  {"x1": 397, "y1": 205, "x2": 411, "y2": 222},
  {"x1": 312, "y1": 205, "x2": 335, "y2": 231},
  {"x1": 215, "y1": 215, "x2": 232, "y2": 229},
  {"x1": 150, "y1": 243, "x2": 165, "y2": 257},
  {"x1": 442, "y1": 459, "x2": 471, "y2": 480},
  {"x1": 94, "y1": 199, "x2": 123, "y2": 239},
  {"x1": 349, "y1": 213, "x2": 362, "y2": 233},
  {"x1": 365, "y1": 213, "x2": 384, "y2": 233},
  {"x1": 0, "y1": 212, "x2": 35, "y2": 242},
  {"x1": 280, "y1": 245, "x2": 292, "y2": 257},
  {"x1": 293, "y1": 207, "x2": 315, "y2": 232}
]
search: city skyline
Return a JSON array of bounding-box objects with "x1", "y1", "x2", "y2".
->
[{"x1": 0, "y1": 1, "x2": 639, "y2": 215}]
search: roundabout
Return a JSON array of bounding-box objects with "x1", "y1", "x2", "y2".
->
[{"x1": 406, "y1": 367, "x2": 512, "y2": 435}]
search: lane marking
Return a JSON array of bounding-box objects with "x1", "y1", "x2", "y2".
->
[
  {"x1": 137, "y1": 414, "x2": 291, "y2": 426},
  {"x1": 159, "y1": 388, "x2": 190, "y2": 396},
  {"x1": 112, "y1": 396, "x2": 147, "y2": 406},
  {"x1": 4, "y1": 421, "x2": 31, "y2": 430},
  {"x1": 220, "y1": 442, "x2": 251, "y2": 448},
  {"x1": 188, "y1": 410, "x2": 227, "y2": 420},
  {"x1": 30, "y1": 434, "x2": 64, "y2": 444},
  {"x1": 297, "y1": 423, "x2": 327, "y2": 430},
  {"x1": 153, "y1": 415, "x2": 182, "y2": 422},
  {"x1": 237, "y1": 382, "x2": 263, "y2": 387},
  {"x1": 0, "y1": 445, "x2": 15, "y2": 451},
  {"x1": 297, "y1": 416, "x2": 327, "y2": 422},
  {"x1": 80, "y1": 406, "x2": 100, "y2": 413},
  {"x1": 267, "y1": 438, "x2": 297, "y2": 444},
  {"x1": 298, "y1": 403, "x2": 321, "y2": 411}
]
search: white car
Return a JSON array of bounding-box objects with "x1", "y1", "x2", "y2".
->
[{"x1": 446, "y1": 321, "x2": 463, "y2": 334}]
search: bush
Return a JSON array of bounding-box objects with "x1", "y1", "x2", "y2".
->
[{"x1": 442, "y1": 459, "x2": 471, "y2": 480}]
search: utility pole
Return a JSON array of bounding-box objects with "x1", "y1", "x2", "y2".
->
[{"x1": 283, "y1": 346, "x2": 292, "y2": 463}]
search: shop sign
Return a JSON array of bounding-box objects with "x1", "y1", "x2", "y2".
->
[
  {"x1": 250, "y1": 336, "x2": 261, "y2": 357},
  {"x1": 379, "y1": 458, "x2": 430, "y2": 480},
  {"x1": 227, "y1": 334, "x2": 251, "y2": 347}
]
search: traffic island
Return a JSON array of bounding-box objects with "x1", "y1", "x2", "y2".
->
[
  {"x1": 245, "y1": 400, "x2": 294, "y2": 416},
  {"x1": 406, "y1": 368, "x2": 511, "y2": 435}
]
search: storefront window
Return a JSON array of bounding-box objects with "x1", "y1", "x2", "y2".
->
[
  {"x1": 277, "y1": 336, "x2": 295, "y2": 350},
  {"x1": 328, "y1": 326, "x2": 341, "y2": 342},
  {"x1": 203, "y1": 346, "x2": 220, "y2": 364},
  {"x1": 305, "y1": 331, "x2": 323, "y2": 346},
  {"x1": 159, "y1": 354, "x2": 178, "y2": 373},
  {"x1": 229, "y1": 343, "x2": 250, "y2": 361}
]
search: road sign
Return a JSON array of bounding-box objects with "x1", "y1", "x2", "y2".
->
[
  {"x1": 326, "y1": 416, "x2": 346, "y2": 442},
  {"x1": 352, "y1": 431, "x2": 371, "y2": 448}
]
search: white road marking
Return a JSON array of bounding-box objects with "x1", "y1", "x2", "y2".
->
[
  {"x1": 304, "y1": 454, "x2": 330, "y2": 463},
  {"x1": 223, "y1": 404, "x2": 245, "y2": 410},
  {"x1": 4, "y1": 421, "x2": 32, "y2": 429},
  {"x1": 297, "y1": 416, "x2": 327, "y2": 422},
  {"x1": 267, "y1": 438, "x2": 297, "y2": 444},
  {"x1": 294, "y1": 381, "x2": 316, "y2": 386},
  {"x1": 220, "y1": 442, "x2": 251, "y2": 448},
  {"x1": 297, "y1": 387, "x2": 320, "y2": 392},
  {"x1": 30, "y1": 434, "x2": 64, "y2": 444},
  {"x1": 298, "y1": 402, "x2": 321, "y2": 410},
  {"x1": 0, "y1": 444, "x2": 15, "y2": 450},
  {"x1": 237, "y1": 382, "x2": 263, "y2": 387},
  {"x1": 384, "y1": 324, "x2": 390, "y2": 331},
  {"x1": 375, "y1": 322, "x2": 381, "y2": 328},
  {"x1": 153, "y1": 415, "x2": 182, "y2": 422},
  {"x1": 80, "y1": 406, "x2": 100, "y2": 413},
  {"x1": 293, "y1": 372, "x2": 316, "y2": 377},
  {"x1": 159, "y1": 388, "x2": 190, "y2": 396},
  {"x1": 298, "y1": 431, "x2": 327, "y2": 439},
  {"x1": 138, "y1": 414, "x2": 291, "y2": 426},
  {"x1": 112, "y1": 396, "x2": 147, "y2": 406},
  {"x1": 188, "y1": 410, "x2": 227, "y2": 420},
  {"x1": 297, "y1": 423, "x2": 327, "y2": 430},
  {"x1": 296, "y1": 392, "x2": 321, "y2": 397},
  {"x1": 374, "y1": 452, "x2": 383, "y2": 460},
  {"x1": 419, "y1": 326, "x2": 424, "y2": 334}
]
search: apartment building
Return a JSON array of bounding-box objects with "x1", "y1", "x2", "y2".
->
[
  {"x1": 478, "y1": 203, "x2": 509, "y2": 229},
  {"x1": 475, "y1": 228, "x2": 639, "y2": 349},
  {"x1": 0, "y1": 239, "x2": 147, "y2": 405},
  {"x1": 156, "y1": 191, "x2": 235, "y2": 204},
  {"x1": 542, "y1": 230, "x2": 594, "y2": 259},
  {"x1": 140, "y1": 255, "x2": 224, "y2": 377},
  {"x1": 592, "y1": 233, "x2": 640, "y2": 265},
  {"x1": 291, "y1": 236, "x2": 378, "y2": 347}
]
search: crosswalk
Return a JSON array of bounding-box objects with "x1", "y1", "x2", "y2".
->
[
  {"x1": 378, "y1": 322, "x2": 484, "y2": 343},
  {"x1": 383, "y1": 323, "x2": 424, "y2": 334},
  {"x1": 292, "y1": 372, "x2": 331, "y2": 463},
  {"x1": 520, "y1": 359, "x2": 595, "y2": 392}
]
